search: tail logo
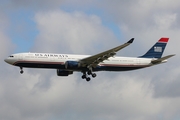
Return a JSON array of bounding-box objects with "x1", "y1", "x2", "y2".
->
[{"x1": 154, "y1": 46, "x2": 162, "y2": 52}]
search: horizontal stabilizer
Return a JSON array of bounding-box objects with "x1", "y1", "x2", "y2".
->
[{"x1": 151, "y1": 54, "x2": 175, "y2": 64}]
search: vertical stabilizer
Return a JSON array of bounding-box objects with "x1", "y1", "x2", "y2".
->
[{"x1": 140, "y1": 38, "x2": 169, "y2": 58}]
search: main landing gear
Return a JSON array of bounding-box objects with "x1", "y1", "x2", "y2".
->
[
  {"x1": 20, "y1": 67, "x2": 24, "y2": 74},
  {"x1": 81, "y1": 70, "x2": 97, "y2": 82}
]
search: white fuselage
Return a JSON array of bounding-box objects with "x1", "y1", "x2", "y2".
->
[
  {"x1": 4, "y1": 37, "x2": 173, "y2": 81},
  {"x1": 4, "y1": 52, "x2": 158, "y2": 72}
]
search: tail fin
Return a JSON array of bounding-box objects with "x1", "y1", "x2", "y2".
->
[{"x1": 140, "y1": 38, "x2": 169, "y2": 58}]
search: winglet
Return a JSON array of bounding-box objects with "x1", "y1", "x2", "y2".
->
[{"x1": 127, "y1": 38, "x2": 134, "y2": 43}]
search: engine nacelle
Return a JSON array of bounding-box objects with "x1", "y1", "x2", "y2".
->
[
  {"x1": 65, "y1": 61, "x2": 80, "y2": 69},
  {"x1": 57, "y1": 69, "x2": 73, "y2": 76}
]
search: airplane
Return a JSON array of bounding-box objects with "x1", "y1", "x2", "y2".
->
[{"x1": 4, "y1": 37, "x2": 175, "y2": 82}]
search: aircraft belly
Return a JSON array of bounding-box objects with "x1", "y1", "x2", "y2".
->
[
  {"x1": 14, "y1": 61, "x2": 65, "y2": 69},
  {"x1": 93, "y1": 64, "x2": 150, "y2": 71},
  {"x1": 94, "y1": 66, "x2": 145, "y2": 71}
]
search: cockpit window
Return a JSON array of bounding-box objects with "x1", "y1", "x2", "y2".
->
[{"x1": 9, "y1": 56, "x2": 14, "y2": 57}]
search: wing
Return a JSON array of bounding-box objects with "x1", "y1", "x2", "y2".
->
[{"x1": 79, "y1": 38, "x2": 134, "y2": 67}]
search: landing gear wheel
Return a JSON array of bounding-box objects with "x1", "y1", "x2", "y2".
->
[
  {"x1": 82, "y1": 75, "x2": 86, "y2": 79},
  {"x1": 20, "y1": 70, "x2": 23, "y2": 74},
  {"x1": 92, "y1": 73, "x2": 96, "y2": 78},
  {"x1": 87, "y1": 71, "x2": 91, "y2": 75},
  {"x1": 20, "y1": 67, "x2": 23, "y2": 74},
  {"x1": 86, "y1": 77, "x2": 91, "y2": 82}
]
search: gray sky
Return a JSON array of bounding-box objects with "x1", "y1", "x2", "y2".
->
[{"x1": 0, "y1": 0, "x2": 180, "y2": 120}]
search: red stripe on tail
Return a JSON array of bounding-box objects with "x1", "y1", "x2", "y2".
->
[{"x1": 158, "y1": 38, "x2": 169, "y2": 43}]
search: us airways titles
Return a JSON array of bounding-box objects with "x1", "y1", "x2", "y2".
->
[{"x1": 35, "y1": 53, "x2": 68, "y2": 58}]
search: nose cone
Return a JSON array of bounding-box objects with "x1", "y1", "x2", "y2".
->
[
  {"x1": 4, "y1": 58, "x2": 8, "y2": 63},
  {"x1": 4, "y1": 58, "x2": 12, "y2": 64}
]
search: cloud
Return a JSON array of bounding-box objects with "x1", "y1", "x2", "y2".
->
[
  {"x1": 99, "y1": 0, "x2": 180, "y2": 46},
  {"x1": 33, "y1": 10, "x2": 118, "y2": 54},
  {"x1": 100, "y1": 0, "x2": 180, "y2": 29},
  {"x1": 0, "y1": 13, "x2": 14, "y2": 58},
  {"x1": 0, "y1": 71, "x2": 159, "y2": 120},
  {"x1": 0, "y1": 69, "x2": 179, "y2": 120},
  {"x1": 3, "y1": 0, "x2": 65, "y2": 10}
]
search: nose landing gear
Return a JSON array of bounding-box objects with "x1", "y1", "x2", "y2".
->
[{"x1": 20, "y1": 67, "x2": 24, "y2": 74}]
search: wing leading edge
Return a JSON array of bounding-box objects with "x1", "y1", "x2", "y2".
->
[{"x1": 79, "y1": 38, "x2": 134, "y2": 67}]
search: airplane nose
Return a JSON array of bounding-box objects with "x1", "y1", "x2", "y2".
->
[
  {"x1": 4, "y1": 58, "x2": 8, "y2": 63},
  {"x1": 4, "y1": 58, "x2": 10, "y2": 64}
]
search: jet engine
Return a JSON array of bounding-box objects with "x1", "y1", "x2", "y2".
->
[
  {"x1": 57, "y1": 69, "x2": 73, "y2": 76},
  {"x1": 65, "y1": 61, "x2": 80, "y2": 69}
]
